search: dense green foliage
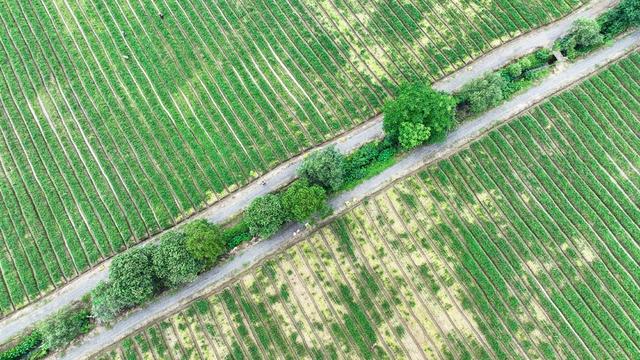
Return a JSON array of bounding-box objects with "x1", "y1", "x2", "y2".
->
[
  {"x1": 152, "y1": 232, "x2": 201, "y2": 288},
  {"x1": 109, "y1": 247, "x2": 156, "y2": 308},
  {"x1": 38, "y1": 307, "x2": 91, "y2": 351},
  {"x1": 90, "y1": 281, "x2": 123, "y2": 325},
  {"x1": 600, "y1": 0, "x2": 640, "y2": 37},
  {"x1": 281, "y1": 180, "x2": 328, "y2": 222},
  {"x1": 398, "y1": 122, "x2": 431, "y2": 150},
  {"x1": 184, "y1": 220, "x2": 225, "y2": 266},
  {"x1": 0, "y1": 331, "x2": 41, "y2": 360},
  {"x1": 245, "y1": 195, "x2": 287, "y2": 239},
  {"x1": 221, "y1": 220, "x2": 253, "y2": 250},
  {"x1": 341, "y1": 140, "x2": 397, "y2": 187},
  {"x1": 298, "y1": 146, "x2": 346, "y2": 191},
  {"x1": 382, "y1": 83, "x2": 457, "y2": 144}
]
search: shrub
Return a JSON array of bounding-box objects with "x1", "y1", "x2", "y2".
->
[
  {"x1": 298, "y1": 146, "x2": 345, "y2": 191},
  {"x1": 153, "y1": 231, "x2": 201, "y2": 288},
  {"x1": 38, "y1": 307, "x2": 92, "y2": 351},
  {"x1": 184, "y1": 219, "x2": 225, "y2": 266},
  {"x1": 342, "y1": 139, "x2": 397, "y2": 187},
  {"x1": 0, "y1": 331, "x2": 42, "y2": 360},
  {"x1": 281, "y1": 179, "x2": 328, "y2": 222},
  {"x1": 222, "y1": 219, "x2": 252, "y2": 249},
  {"x1": 505, "y1": 62, "x2": 523, "y2": 79},
  {"x1": 458, "y1": 72, "x2": 508, "y2": 114},
  {"x1": 109, "y1": 247, "x2": 156, "y2": 307},
  {"x1": 383, "y1": 83, "x2": 456, "y2": 144},
  {"x1": 90, "y1": 281, "x2": 124, "y2": 324},
  {"x1": 245, "y1": 194, "x2": 287, "y2": 239}
]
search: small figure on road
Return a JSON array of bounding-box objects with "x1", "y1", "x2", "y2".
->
[
  {"x1": 261, "y1": 181, "x2": 267, "y2": 186},
  {"x1": 159, "y1": 12, "x2": 165, "y2": 20}
]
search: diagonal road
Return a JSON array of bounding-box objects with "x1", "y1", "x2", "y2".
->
[
  {"x1": 60, "y1": 28, "x2": 640, "y2": 360},
  {"x1": 0, "y1": 0, "x2": 622, "y2": 347}
]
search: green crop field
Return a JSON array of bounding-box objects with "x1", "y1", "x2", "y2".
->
[
  {"x1": 93, "y1": 52, "x2": 640, "y2": 360},
  {"x1": 0, "y1": 0, "x2": 588, "y2": 315}
]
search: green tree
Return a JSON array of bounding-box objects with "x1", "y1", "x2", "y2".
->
[
  {"x1": 383, "y1": 83, "x2": 456, "y2": 144},
  {"x1": 245, "y1": 194, "x2": 287, "y2": 239},
  {"x1": 458, "y1": 73, "x2": 508, "y2": 114},
  {"x1": 398, "y1": 122, "x2": 431, "y2": 150},
  {"x1": 184, "y1": 219, "x2": 225, "y2": 266},
  {"x1": 281, "y1": 179, "x2": 328, "y2": 222},
  {"x1": 560, "y1": 18, "x2": 604, "y2": 53},
  {"x1": 603, "y1": 0, "x2": 640, "y2": 36},
  {"x1": 109, "y1": 247, "x2": 156, "y2": 307},
  {"x1": 39, "y1": 306, "x2": 92, "y2": 350},
  {"x1": 152, "y1": 231, "x2": 201, "y2": 288},
  {"x1": 298, "y1": 146, "x2": 346, "y2": 191},
  {"x1": 90, "y1": 281, "x2": 123, "y2": 324}
]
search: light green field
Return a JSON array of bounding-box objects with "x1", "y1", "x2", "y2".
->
[
  {"x1": 0, "y1": 0, "x2": 588, "y2": 315},
  {"x1": 94, "y1": 52, "x2": 640, "y2": 359}
]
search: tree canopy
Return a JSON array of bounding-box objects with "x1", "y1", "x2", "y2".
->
[
  {"x1": 281, "y1": 179, "x2": 328, "y2": 222},
  {"x1": 383, "y1": 83, "x2": 456, "y2": 145},
  {"x1": 109, "y1": 247, "x2": 156, "y2": 307},
  {"x1": 184, "y1": 219, "x2": 225, "y2": 266},
  {"x1": 298, "y1": 146, "x2": 346, "y2": 191},
  {"x1": 152, "y1": 231, "x2": 201, "y2": 288},
  {"x1": 245, "y1": 194, "x2": 287, "y2": 239}
]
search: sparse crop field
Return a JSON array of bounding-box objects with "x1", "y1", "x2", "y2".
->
[
  {"x1": 93, "y1": 52, "x2": 640, "y2": 359},
  {"x1": 0, "y1": 0, "x2": 588, "y2": 315}
]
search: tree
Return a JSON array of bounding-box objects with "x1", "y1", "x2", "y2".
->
[
  {"x1": 458, "y1": 73, "x2": 508, "y2": 114},
  {"x1": 398, "y1": 122, "x2": 431, "y2": 150},
  {"x1": 184, "y1": 219, "x2": 225, "y2": 266},
  {"x1": 298, "y1": 146, "x2": 345, "y2": 191},
  {"x1": 560, "y1": 18, "x2": 603, "y2": 53},
  {"x1": 281, "y1": 179, "x2": 328, "y2": 222},
  {"x1": 152, "y1": 231, "x2": 200, "y2": 288},
  {"x1": 39, "y1": 306, "x2": 92, "y2": 350},
  {"x1": 383, "y1": 83, "x2": 456, "y2": 145},
  {"x1": 619, "y1": 0, "x2": 640, "y2": 25},
  {"x1": 90, "y1": 281, "x2": 123, "y2": 324},
  {"x1": 245, "y1": 194, "x2": 287, "y2": 239},
  {"x1": 109, "y1": 246, "x2": 156, "y2": 307},
  {"x1": 572, "y1": 18, "x2": 604, "y2": 48}
]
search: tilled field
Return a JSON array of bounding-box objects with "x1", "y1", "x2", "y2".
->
[{"x1": 93, "y1": 52, "x2": 640, "y2": 359}]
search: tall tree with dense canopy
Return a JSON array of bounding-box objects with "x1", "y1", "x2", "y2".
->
[
  {"x1": 298, "y1": 146, "x2": 346, "y2": 191},
  {"x1": 184, "y1": 220, "x2": 226, "y2": 266},
  {"x1": 281, "y1": 179, "x2": 328, "y2": 222},
  {"x1": 245, "y1": 194, "x2": 287, "y2": 239},
  {"x1": 152, "y1": 232, "x2": 200, "y2": 288},
  {"x1": 383, "y1": 83, "x2": 457, "y2": 145},
  {"x1": 109, "y1": 247, "x2": 156, "y2": 307}
]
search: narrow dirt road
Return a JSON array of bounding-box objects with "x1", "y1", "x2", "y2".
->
[
  {"x1": 0, "y1": 0, "x2": 620, "y2": 346},
  {"x1": 60, "y1": 29, "x2": 640, "y2": 360}
]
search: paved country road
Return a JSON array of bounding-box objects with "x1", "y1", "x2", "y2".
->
[
  {"x1": 60, "y1": 29, "x2": 640, "y2": 360},
  {"x1": 0, "y1": 0, "x2": 622, "y2": 348}
]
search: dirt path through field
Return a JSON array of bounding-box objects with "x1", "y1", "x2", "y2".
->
[{"x1": 0, "y1": 0, "x2": 623, "y2": 348}]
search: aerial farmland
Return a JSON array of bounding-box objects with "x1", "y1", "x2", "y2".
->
[{"x1": 0, "y1": 0, "x2": 638, "y2": 359}]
